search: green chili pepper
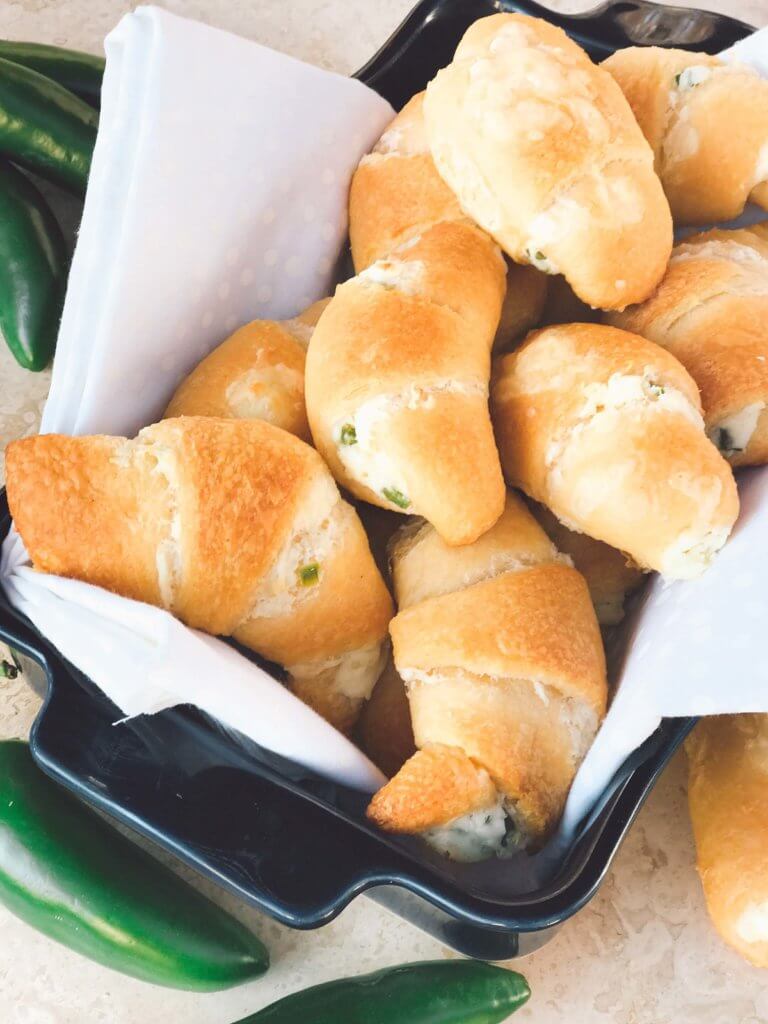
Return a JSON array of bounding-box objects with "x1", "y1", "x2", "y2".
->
[
  {"x1": 0, "y1": 740, "x2": 269, "y2": 990},
  {"x1": 298, "y1": 562, "x2": 320, "y2": 585},
  {"x1": 234, "y1": 961, "x2": 530, "y2": 1024},
  {"x1": 0, "y1": 41, "x2": 104, "y2": 107},
  {"x1": 383, "y1": 486, "x2": 410, "y2": 509},
  {"x1": 340, "y1": 423, "x2": 357, "y2": 446},
  {"x1": 0, "y1": 160, "x2": 67, "y2": 370},
  {"x1": 0, "y1": 57, "x2": 98, "y2": 195}
]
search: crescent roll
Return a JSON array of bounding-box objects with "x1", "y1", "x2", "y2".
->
[
  {"x1": 603, "y1": 47, "x2": 768, "y2": 225},
  {"x1": 164, "y1": 300, "x2": 329, "y2": 440},
  {"x1": 306, "y1": 94, "x2": 506, "y2": 545},
  {"x1": 609, "y1": 227, "x2": 768, "y2": 467},
  {"x1": 6, "y1": 416, "x2": 393, "y2": 733},
  {"x1": 358, "y1": 656, "x2": 416, "y2": 779},
  {"x1": 528, "y1": 501, "x2": 644, "y2": 626},
  {"x1": 491, "y1": 324, "x2": 739, "y2": 580},
  {"x1": 367, "y1": 493, "x2": 607, "y2": 859},
  {"x1": 423, "y1": 14, "x2": 672, "y2": 310},
  {"x1": 687, "y1": 715, "x2": 768, "y2": 968}
]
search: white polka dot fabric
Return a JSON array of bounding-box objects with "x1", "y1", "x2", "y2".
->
[
  {"x1": 43, "y1": 5, "x2": 394, "y2": 440},
  {"x1": 0, "y1": 5, "x2": 393, "y2": 793}
]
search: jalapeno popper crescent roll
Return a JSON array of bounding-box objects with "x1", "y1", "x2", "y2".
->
[
  {"x1": 491, "y1": 324, "x2": 739, "y2": 580},
  {"x1": 609, "y1": 227, "x2": 768, "y2": 468},
  {"x1": 164, "y1": 299, "x2": 329, "y2": 441},
  {"x1": 603, "y1": 47, "x2": 768, "y2": 225},
  {"x1": 6, "y1": 416, "x2": 393, "y2": 734},
  {"x1": 367, "y1": 494, "x2": 607, "y2": 860},
  {"x1": 423, "y1": 14, "x2": 672, "y2": 310},
  {"x1": 687, "y1": 715, "x2": 768, "y2": 969},
  {"x1": 305, "y1": 94, "x2": 507, "y2": 546}
]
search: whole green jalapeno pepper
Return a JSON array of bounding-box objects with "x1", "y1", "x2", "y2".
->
[
  {"x1": 0, "y1": 740, "x2": 270, "y2": 989},
  {"x1": 0, "y1": 57, "x2": 97, "y2": 194},
  {"x1": 0, "y1": 41, "x2": 104, "y2": 107},
  {"x1": 0, "y1": 160, "x2": 68, "y2": 370},
  {"x1": 234, "y1": 960, "x2": 530, "y2": 1023}
]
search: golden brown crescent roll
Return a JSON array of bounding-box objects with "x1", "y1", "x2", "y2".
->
[
  {"x1": 603, "y1": 47, "x2": 768, "y2": 225},
  {"x1": 527, "y1": 501, "x2": 644, "y2": 626},
  {"x1": 687, "y1": 715, "x2": 768, "y2": 968},
  {"x1": 6, "y1": 416, "x2": 393, "y2": 734},
  {"x1": 423, "y1": 13, "x2": 672, "y2": 310},
  {"x1": 164, "y1": 300, "x2": 330, "y2": 441},
  {"x1": 306, "y1": 94, "x2": 506, "y2": 545},
  {"x1": 491, "y1": 323, "x2": 740, "y2": 580},
  {"x1": 358, "y1": 656, "x2": 416, "y2": 779},
  {"x1": 367, "y1": 494, "x2": 607, "y2": 859},
  {"x1": 609, "y1": 227, "x2": 768, "y2": 467}
]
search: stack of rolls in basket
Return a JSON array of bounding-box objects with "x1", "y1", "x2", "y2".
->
[{"x1": 7, "y1": 13, "x2": 768, "y2": 958}]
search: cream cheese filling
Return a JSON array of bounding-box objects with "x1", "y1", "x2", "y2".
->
[
  {"x1": 545, "y1": 371, "x2": 704, "y2": 474},
  {"x1": 225, "y1": 363, "x2": 303, "y2": 421},
  {"x1": 708, "y1": 401, "x2": 766, "y2": 458},
  {"x1": 422, "y1": 798, "x2": 514, "y2": 862},
  {"x1": 359, "y1": 258, "x2": 426, "y2": 295},
  {"x1": 336, "y1": 380, "x2": 485, "y2": 512},
  {"x1": 244, "y1": 473, "x2": 341, "y2": 621},
  {"x1": 288, "y1": 641, "x2": 388, "y2": 703}
]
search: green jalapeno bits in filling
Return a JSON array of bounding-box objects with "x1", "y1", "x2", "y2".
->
[
  {"x1": 339, "y1": 423, "x2": 357, "y2": 446},
  {"x1": 382, "y1": 487, "x2": 410, "y2": 510},
  {"x1": 298, "y1": 562, "x2": 320, "y2": 585}
]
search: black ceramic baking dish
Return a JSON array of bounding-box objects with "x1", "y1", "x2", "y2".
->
[{"x1": 0, "y1": 0, "x2": 751, "y2": 960}]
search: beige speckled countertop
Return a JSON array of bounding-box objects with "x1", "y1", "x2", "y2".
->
[{"x1": 1, "y1": 1, "x2": 768, "y2": 1021}]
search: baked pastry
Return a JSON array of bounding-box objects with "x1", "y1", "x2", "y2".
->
[
  {"x1": 528, "y1": 501, "x2": 644, "y2": 626},
  {"x1": 164, "y1": 299, "x2": 329, "y2": 440},
  {"x1": 491, "y1": 323, "x2": 740, "y2": 579},
  {"x1": 367, "y1": 494, "x2": 607, "y2": 859},
  {"x1": 687, "y1": 715, "x2": 768, "y2": 968},
  {"x1": 423, "y1": 13, "x2": 672, "y2": 310},
  {"x1": 603, "y1": 47, "x2": 768, "y2": 224},
  {"x1": 358, "y1": 656, "x2": 416, "y2": 779},
  {"x1": 609, "y1": 227, "x2": 768, "y2": 467},
  {"x1": 306, "y1": 94, "x2": 506, "y2": 545},
  {"x1": 6, "y1": 416, "x2": 393, "y2": 733}
]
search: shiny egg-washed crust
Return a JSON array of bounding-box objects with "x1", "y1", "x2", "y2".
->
[
  {"x1": 6, "y1": 417, "x2": 393, "y2": 733},
  {"x1": 528, "y1": 500, "x2": 644, "y2": 626},
  {"x1": 687, "y1": 715, "x2": 768, "y2": 968},
  {"x1": 371, "y1": 563, "x2": 606, "y2": 843},
  {"x1": 358, "y1": 657, "x2": 417, "y2": 779},
  {"x1": 390, "y1": 491, "x2": 559, "y2": 610},
  {"x1": 306, "y1": 219, "x2": 506, "y2": 545},
  {"x1": 491, "y1": 324, "x2": 739, "y2": 578},
  {"x1": 164, "y1": 299, "x2": 330, "y2": 441},
  {"x1": 367, "y1": 744, "x2": 498, "y2": 834},
  {"x1": 609, "y1": 227, "x2": 768, "y2": 467},
  {"x1": 603, "y1": 47, "x2": 768, "y2": 225},
  {"x1": 423, "y1": 14, "x2": 672, "y2": 310}
]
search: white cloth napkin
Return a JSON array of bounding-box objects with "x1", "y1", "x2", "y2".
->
[
  {"x1": 2, "y1": 9, "x2": 768, "y2": 837},
  {"x1": 1, "y1": 5, "x2": 393, "y2": 793}
]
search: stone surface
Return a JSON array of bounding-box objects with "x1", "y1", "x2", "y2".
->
[{"x1": 1, "y1": 1, "x2": 768, "y2": 1021}]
